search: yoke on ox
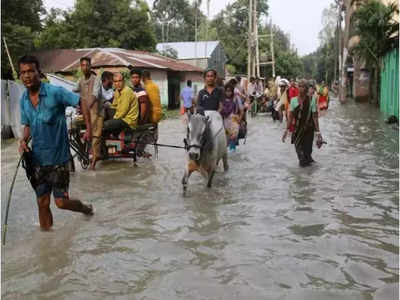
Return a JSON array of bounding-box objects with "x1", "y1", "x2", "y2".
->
[{"x1": 182, "y1": 111, "x2": 228, "y2": 191}]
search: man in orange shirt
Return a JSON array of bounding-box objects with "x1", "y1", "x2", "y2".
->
[{"x1": 142, "y1": 70, "x2": 162, "y2": 124}]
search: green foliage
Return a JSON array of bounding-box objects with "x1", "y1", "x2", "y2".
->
[
  {"x1": 152, "y1": 0, "x2": 206, "y2": 42},
  {"x1": 226, "y1": 64, "x2": 237, "y2": 75},
  {"x1": 258, "y1": 24, "x2": 303, "y2": 79},
  {"x1": 205, "y1": 0, "x2": 268, "y2": 74},
  {"x1": 352, "y1": 0, "x2": 399, "y2": 66},
  {"x1": 301, "y1": 2, "x2": 339, "y2": 84},
  {"x1": 301, "y1": 35, "x2": 337, "y2": 84},
  {"x1": 319, "y1": 3, "x2": 339, "y2": 45},
  {"x1": 274, "y1": 51, "x2": 303, "y2": 79},
  {"x1": 1, "y1": 0, "x2": 45, "y2": 78},
  {"x1": 352, "y1": 0, "x2": 398, "y2": 103},
  {"x1": 36, "y1": 0, "x2": 156, "y2": 51}
]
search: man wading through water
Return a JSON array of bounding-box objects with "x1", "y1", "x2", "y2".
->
[
  {"x1": 18, "y1": 55, "x2": 94, "y2": 231},
  {"x1": 196, "y1": 69, "x2": 224, "y2": 115},
  {"x1": 282, "y1": 79, "x2": 323, "y2": 167}
]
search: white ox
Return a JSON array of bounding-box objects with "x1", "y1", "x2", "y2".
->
[{"x1": 182, "y1": 111, "x2": 228, "y2": 191}]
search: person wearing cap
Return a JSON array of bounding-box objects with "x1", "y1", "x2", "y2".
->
[
  {"x1": 282, "y1": 79, "x2": 323, "y2": 167},
  {"x1": 272, "y1": 79, "x2": 289, "y2": 122}
]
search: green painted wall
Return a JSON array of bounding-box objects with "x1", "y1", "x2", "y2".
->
[{"x1": 380, "y1": 48, "x2": 399, "y2": 118}]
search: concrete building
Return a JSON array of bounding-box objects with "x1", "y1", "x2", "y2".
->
[
  {"x1": 156, "y1": 41, "x2": 227, "y2": 78},
  {"x1": 31, "y1": 48, "x2": 204, "y2": 108}
]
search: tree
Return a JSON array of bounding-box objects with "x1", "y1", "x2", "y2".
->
[
  {"x1": 152, "y1": 0, "x2": 206, "y2": 42},
  {"x1": 258, "y1": 24, "x2": 303, "y2": 79},
  {"x1": 300, "y1": 2, "x2": 340, "y2": 85},
  {"x1": 206, "y1": 0, "x2": 269, "y2": 74},
  {"x1": 36, "y1": 0, "x2": 156, "y2": 51},
  {"x1": 1, "y1": 0, "x2": 45, "y2": 78},
  {"x1": 352, "y1": 0, "x2": 398, "y2": 104}
]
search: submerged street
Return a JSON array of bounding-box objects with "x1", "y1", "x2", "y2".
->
[{"x1": 1, "y1": 98, "x2": 398, "y2": 300}]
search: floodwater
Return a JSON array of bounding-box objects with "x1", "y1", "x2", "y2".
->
[{"x1": 1, "y1": 98, "x2": 398, "y2": 300}]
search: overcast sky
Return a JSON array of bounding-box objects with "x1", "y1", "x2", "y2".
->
[{"x1": 43, "y1": 0, "x2": 334, "y2": 56}]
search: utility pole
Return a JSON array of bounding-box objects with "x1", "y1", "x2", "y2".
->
[
  {"x1": 270, "y1": 19, "x2": 275, "y2": 78},
  {"x1": 3, "y1": 37, "x2": 17, "y2": 80},
  {"x1": 336, "y1": 0, "x2": 346, "y2": 103},
  {"x1": 254, "y1": 0, "x2": 260, "y2": 78},
  {"x1": 247, "y1": 0, "x2": 253, "y2": 82},
  {"x1": 194, "y1": 0, "x2": 199, "y2": 67},
  {"x1": 205, "y1": 0, "x2": 210, "y2": 59},
  {"x1": 248, "y1": 0, "x2": 261, "y2": 80},
  {"x1": 257, "y1": 20, "x2": 275, "y2": 79}
]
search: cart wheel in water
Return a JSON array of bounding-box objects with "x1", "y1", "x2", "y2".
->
[{"x1": 80, "y1": 157, "x2": 89, "y2": 169}]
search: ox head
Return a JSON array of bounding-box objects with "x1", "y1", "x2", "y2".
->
[{"x1": 184, "y1": 113, "x2": 210, "y2": 161}]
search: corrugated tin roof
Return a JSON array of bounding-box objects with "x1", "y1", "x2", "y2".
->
[
  {"x1": 46, "y1": 73, "x2": 78, "y2": 93},
  {"x1": 156, "y1": 41, "x2": 220, "y2": 59},
  {"x1": 31, "y1": 48, "x2": 204, "y2": 73}
]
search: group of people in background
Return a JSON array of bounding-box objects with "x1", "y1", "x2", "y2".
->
[
  {"x1": 180, "y1": 72, "x2": 248, "y2": 153},
  {"x1": 180, "y1": 72, "x2": 329, "y2": 163}
]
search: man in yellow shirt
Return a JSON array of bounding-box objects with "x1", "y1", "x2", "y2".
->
[
  {"x1": 142, "y1": 70, "x2": 162, "y2": 124},
  {"x1": 103, "y1": 72, "x2": 138, "y2": 137}
]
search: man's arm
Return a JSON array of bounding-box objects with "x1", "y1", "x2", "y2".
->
[
  {"x1": 73, "y1": 79, "x2": 81, "y2": 93},
  {"x1": 88, "y1": 94, "x2": 98, "y2": 110},
  {"x1": 89, "y1": 77, "x2": 101, "y2": 109},
  {"x1": 80, "y1": 98, "x2": 92, "y2": 141},
  {"x1": 138, "y1": 95, "x2": 149, "y2": 123},
  {"x1": 312, "y1": 112, "x2": 320, "y2": 133},
  {"x1": 282, "y1": 110, "x2": 293, "y2": 142},
  {"x1": 19, "y1": 126, "x2": 31, "y2": 154},
  {"x1": 217, "y1": 89, "x2": 224, "y2": 113}
]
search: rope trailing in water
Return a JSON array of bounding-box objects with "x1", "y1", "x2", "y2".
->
[
  {"x1": 3, "y1": 137, "x2": 31, "y2": 246},
  {"x1": 132, "y1": 142, "x2": 186, "y2": 149},
  {"x1": 2, "y1": 154, "x2": 23, "y2": 246},
  {"x1": 152, "y1": 143, "x2": 186, "y2": 149}
]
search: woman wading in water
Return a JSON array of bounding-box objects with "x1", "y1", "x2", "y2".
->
[{"x1": 282, "y1": 79, "x2": 323, "y2": 167}]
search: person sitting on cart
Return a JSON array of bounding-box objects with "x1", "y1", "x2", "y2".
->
[
  {"x1": 130, "y1": 68, "x2": 154, "y2": 158},
  {"x1": 103, "y1": 72, "x2": 138, "y2": 138},
  {"x1": 129, "y1": 68, "x2": 150, "y2": 125},
  {"x1": 92, "y1": 71, "x2": 114, "y2": 122},
  {"x1": 142, "y1": 70, "x2": 163, "y2": 124}
]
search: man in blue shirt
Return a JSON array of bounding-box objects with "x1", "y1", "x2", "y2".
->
[
  {"x1": 18, "y1": 55, "x2": 94, "y2": 231},
  {"x1": 180, "y1": 80, "x2": 194, "y2": 114}
]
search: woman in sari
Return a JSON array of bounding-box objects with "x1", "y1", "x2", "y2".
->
[
  {"x1": 282, "y1": 79, "x2": 323, "y2": 167},
  {"x1": 318, "y1": 82, "x2": 329, "y2": 111},
  {"x1": 221, "y1": 84, "x2": 243, "y2": 152}
]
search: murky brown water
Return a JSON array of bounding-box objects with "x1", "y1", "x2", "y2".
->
[{"x1": 1, "y1": 98, "x2": 398, "y2": 299}]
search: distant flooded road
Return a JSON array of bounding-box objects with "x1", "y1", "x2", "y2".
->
[{"x1": 2, "y1": 98, "x2": 398, "y2": 300}]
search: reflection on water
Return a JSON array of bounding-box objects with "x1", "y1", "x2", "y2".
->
[{"x1": 1, "y1": 99, "x2": 399, "y2": 299}]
